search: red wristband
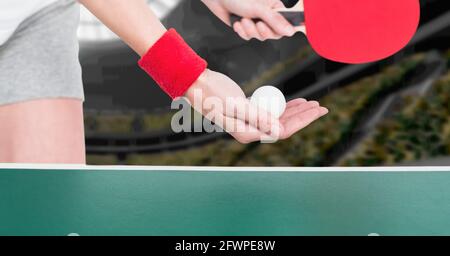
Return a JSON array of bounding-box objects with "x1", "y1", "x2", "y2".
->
[{"x1": 138, "y1": 29, "x2": 208, "y2": 99}]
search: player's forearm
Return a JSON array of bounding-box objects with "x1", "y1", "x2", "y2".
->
[{"x1": 78, "y1": 0, "x2": 166, "y2": 56}]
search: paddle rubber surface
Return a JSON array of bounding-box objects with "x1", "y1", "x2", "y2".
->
[{"x1": 304, "y1": 0, "x2": 420, "y2": 63}]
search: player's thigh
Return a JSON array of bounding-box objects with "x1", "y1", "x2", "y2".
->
[{"x1": 0, "y1": 98, "x2": 85, "y2": 164}]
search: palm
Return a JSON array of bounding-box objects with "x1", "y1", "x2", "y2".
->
[{"x1": 279, "y1": 99, "x2": 327, "y2": 140}]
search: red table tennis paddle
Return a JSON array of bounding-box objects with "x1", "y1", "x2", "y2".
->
[{"x1": 230, "y1": 0, "x2": 420, "y2": 64}]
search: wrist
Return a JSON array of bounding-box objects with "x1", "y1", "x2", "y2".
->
[
  {"x1": 138, "y1": 29, "x2": 207, "y2": 99},
  {"x1": 185, "y1": 69, "x2": 210, "y2": 100}
]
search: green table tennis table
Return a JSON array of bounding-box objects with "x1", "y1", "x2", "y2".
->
[{"x1": 1, "y1": 165, "x2": 450, "y2": 236}]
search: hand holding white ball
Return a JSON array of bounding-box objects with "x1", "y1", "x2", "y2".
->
[{"x1": 250, "y1": 86, "x2": 287, "y2": 118}]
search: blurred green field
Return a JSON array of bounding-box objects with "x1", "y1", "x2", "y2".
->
[{"x1": 341, "y1": 70, "x2": 450, "y2": 166}]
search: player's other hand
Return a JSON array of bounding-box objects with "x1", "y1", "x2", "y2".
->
[
  {"x1": 201, "y1": 0, "x2": 297, "y2": 41},
  {"x1": 184, "y1": 69, "x2": 328, "y2": 144}
]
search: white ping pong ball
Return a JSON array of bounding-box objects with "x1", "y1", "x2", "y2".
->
[{"x1": 250, "y1": 86, "x2": 287, "y2": 118}]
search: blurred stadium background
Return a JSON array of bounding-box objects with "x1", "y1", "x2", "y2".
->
[{"x1": 78, "y1": 0, "x2": 450, "y2": 166}]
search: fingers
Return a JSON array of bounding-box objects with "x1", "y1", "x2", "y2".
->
[
  {"x1": 233, "y1": 22, "x2": 250, "y2": 40},
  {"x1": 255, "y1": 6, "x2": 296, "y2": 37},
  {"x1": 234, "y1": 20, "x2": 283, "y2": 41},
  {"x1": 241, "y1": 18, "x2": 263, "y2": 41},
  {"x1": 319, "y1": 107, "x2": 329, "y2": 116},
  {"x1": 279, "y1": 98, "x2": 329, "y2": 139},
  {"x1": 280, "y1": 106, "x2": 329, "y2": 139},
  {"x1": 256, "y1": 22, "x2": 282, "y2": 40},
  {"x1": 233, "y1": 10, "x2": 294, "y2": 41},
  {"x1": 228, "y1": 0, "x2": 296, "y2": 41},
  {"x1": 280, "y1": 100, "x2": 320, "y2": 121}
]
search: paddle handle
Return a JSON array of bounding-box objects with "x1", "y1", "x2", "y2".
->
[{"x1": 230, "y1": 11, "x2": 305, "y2": 27}]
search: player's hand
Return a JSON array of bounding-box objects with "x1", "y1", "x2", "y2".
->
[
  {"x1": 278, "y1": 98, "x2": 328, "y2": 140},
  {"x1": 185, "y1": 69, "x2": 328, "y2": 144},
  {"x1": 201, "y1": 0, "x2": 297, "y2": 41}
]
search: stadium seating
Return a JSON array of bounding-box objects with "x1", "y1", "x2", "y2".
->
[
  {"x1": 341, "y1": 52, "x2": 450, "y2": 166},
  {"x1": 242, "y1": 47, "x2": 313, "y2": 95}
]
